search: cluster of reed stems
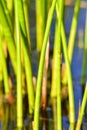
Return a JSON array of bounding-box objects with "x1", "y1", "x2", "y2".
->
[{"x1": 0, "y1": 0, "x2": 87, "y2": 130}]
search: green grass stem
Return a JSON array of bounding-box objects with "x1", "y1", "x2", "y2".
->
[
  {"x1": 0, "y1": 33, "x2": 10, "y2": 94},
  {"x1": 1, "y1": 0, "x2": 13, "y2": 33},
  {"x1": 0, "y1": 24, "x2": 3, "y2": 82},
  {"x1": 76, "y1": 83, "x2": 87, "y2": 130},
  {"x1": 23, "y1": 0, "x2": 31, "y2": 49},
  {"x1": 34, "y1": 0, "x2": 56, "y2": 129},
  {"x1": 56, "y1": 5, "x2": 75, "y2": 126},
  {"x1": 3, "y1": 105, "x2": 9, "y2": 130},
  {"x1": 17, "y1": 0, "x2": 29, "y2": 50},
  {"x1": 61, "y1": 23, "x2": 75, "y2": 129},
  {"x1": 21, "y1": 33, "x2": 35, "y2": 114},
  {"x1": 14, "y1": 0, "x2": 23, "y2": 127},
  {"x1": 17, "y1": 0, "x2": 35, "y2": 114},
  {"x1": 36, "y1": 0, "x2": 46, "y2": 51},
  {"x1": 68, "y1": 0, "x2": 81, "y2": 63},
  {"x1": 62, "y1": 0, "x2": 81, "y2": 85},
  {"x1": 81, "y1": 10, "x2": 87, "y2": 85},
  {"x1": 51, "y1": 0, "x2": 64, "y2": 129},
  {"x1": 0, "y1": 0, "x2": 17, "y2": 75},
  {"x1": 6, "y1": 0, "x2": 13, "y2": 16}
]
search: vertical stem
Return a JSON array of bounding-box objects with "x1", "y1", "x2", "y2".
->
[
  {"x1": 52, "y1": 98, "x2": 57, "y2": 130},
  {"x1": 51, "y1": 17, "x2": 61, "y2": 130},
  {"x1": 68, "y1": 0, "x2": 81, "y2": 63},
  {"x1": 41, "y1": 41, "x2": 49, "y2": 130},
  {"x1": 17, "y1": 0, "x2": 35, "y2": 115},
  {"x1": 0, "y1": 1, "x2": 17, "y2": 75},
  {"x1": 62, "y1": 0, "x2": 81, "y2": 84},
  {"x1": 3, "y1": 104, "x2": 9, "y2": 130},
  {"x1": 0, "y1": 35, "x2": 10, "y2": 94},
  {"x1": 61, "y1": 23, "x2": 75, "y2": 130},
  {"x1": 51, "y1": 0, "x2": 64, "y2": 129},
  {"x1": 23, "y1": 0, "x2": 31, "y2": 49},
  {"x1": 1, "y1": 0, "x2": 13, "y2": 33},
  {"x1": 21, "y1": 31, "x2": 35, "y2": 115},
  {"x1": 76, "y1": 83, "x2": 87, "y2": 130},
  {"x1": 34, "y1": 0, "x2": 56, "y2": 129},
  {"x1": 81, "y1": 10, "x2": 87, "y2": 86},
  {"x1": 36, "y1": 0, "x2": 46, "y2": 51},
  {"x1": 6, "y1": 0, "x2": 14, "y2": 18},
  {"x1": 14, "y1": 0, "x2": 23, "y2": 128}
]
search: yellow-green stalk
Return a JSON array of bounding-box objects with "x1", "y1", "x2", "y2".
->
[
  {"x1": 51, "y1": 0, "x2": 64, "y2": 129},
  {"x1": 14, "y1": 0, "x2": 23, "y2": 128},
  {"x1": 34, "y1": 0, "x2": 56, "y2": 129},
  {"x1": 62, "y1": 0, "x2": 81, "y2": 84},
  {"x1": 0, "y1": 24, "x2": 3, "y2": 84},
  {"x1": 3, "y1": 105, "x2": 9, "y2": 130},
  {"x1": 81, "y1": 10, "x2": 87, "y2": 86},
  {"x1": 6, "y1": 0, "x2": 14, "y2": 18},
  {"x1": 0, "y1": 0, "x2": 17, "y2": 75},
  {"x1": 23, "y1": 0, "x2": 31, "y2": 49},
  {"x1": 61, "y1": 23, "x2": 75, "y2": 130},
  {"x1": 47, "y1": 0, "x2": 53, "y2": 13},
  {"x1": 41, "y1": 41, "x2": 49, "y2": 129},
  {"x1": 17, "y1": 0, "x2": 35, "y2": 114},
  {"x1": 76, "y1": 83, "x2": 87, "y2": 130},
  {"x1": 68, "y1": 0, "x2": 80, "y2": 62},
  {"x1": 1, "y1": 0, "x2": 13, "y2": 32},
  {"x1": 36, "y1": 0, "x2": 46, "y2": 51},
  {"x1": 0, "y1": 34, "x2": 10, "y2": 94},
  {"x1": 21, "y1": 34, "x2": 35, "y2": 114}
]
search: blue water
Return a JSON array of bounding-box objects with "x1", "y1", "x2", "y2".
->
[
  {"x1": 49, "y1": 5, "x2": 87, "y2": 130},
  {"x1": 29, "y1": 2, "x2": 87, "y2": 129}
]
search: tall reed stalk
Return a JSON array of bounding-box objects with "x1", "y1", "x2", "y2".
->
[
  {"x1": 0, "y1": 0, "x2": 17, "y2": 75},
  {"x1": 76, "y1": 83, "x2": 87, "y2": 130},
  {"x1": 41, "y1": 41, "x2": 49, "y2": 130},
  {"x1": 68, "y1": 0, "x2": 80, "y2": 62},
  {"x1": 62, "y1": 0, "x2": 81, "y2": 84},
  {"x1": 56, "y1": 5, "x2": 75, "y2": 127},
  {"x1": 1, "y1": 0, "x2": 13, "y2": 32},
  {"x1": 61, "y1": 23, "x2": 75, "y2": 130},
  {"x1": 0, "y1": 33, "x2": 10, "y2": 94},
  {"x1": 23, "y1": 0, "x2": 31, "y2": 49},
  {"x1": 14, "y1": 0, "x2": 23, "y2": 128},
  {"x1": 6, "y1": 0, "x2": 13, "y2": 18},
  {"x1": 3, "y1": 105, "x2": 9, "y2": 130},
  {"x1": 81, "y1": 10, "x2": 87, "y2": 86},
  {"x1": 17, "y1": 0, "x2": 35, "y2": 115},
  {"x1": 36, "y1": 0, "x2": 46, "y2": 51},
  {"x1": 34, "y1": 0, "x2": 56, "y2": 129},
  {"x1": 51, "y1": 0, "x2": 64, "y2": 129}
]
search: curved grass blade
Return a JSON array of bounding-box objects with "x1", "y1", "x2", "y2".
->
[
  {"x1": 34, "y1": 0, "x2": 56, "y2": 129},
  {"x1": 0, "y1": 1, "x2": 17, "y2": 75},
  {"x1": 61, "y1": 23, "x2": 75, "y2": 130},
  {"x1": 36, "y1": 0, "x2": 46, "y2": 51},
  {"x1": 62, "y1": 0, "x2": 81, "y2": 85},
  {"x1": 76, "y1": 83, "x2": 87, "y2": 130},
  {"x1": 17, "y1": 0, "x2": 30, "y2": 49},
  {"x1": 23, "y1": 0, "x2": 31, "y2": 48},
  {"x1": 21, "y1": 30, "x2": 35, "y2": 115},
  {"x1": 51, "y1": 0, "x2": 64, "y2": 129},
  {"x1": 81, "y1": 10, "x2": 87, "y2": 86},
  {"x1": 16, "y1": 0, "x2": 35, "y2": 114},
  {"x1": 1, "y1": 0, "x2": 13, "y2": 33},
  {"x1": 14, "y1": 0, "x2": 23, "y2": 128},
  {"x1": 0, "y1": 34, "x2": 10, "y2": 94},
  {"x1": 68, "y1": 0, "x2": 81, "y2": 63}
]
